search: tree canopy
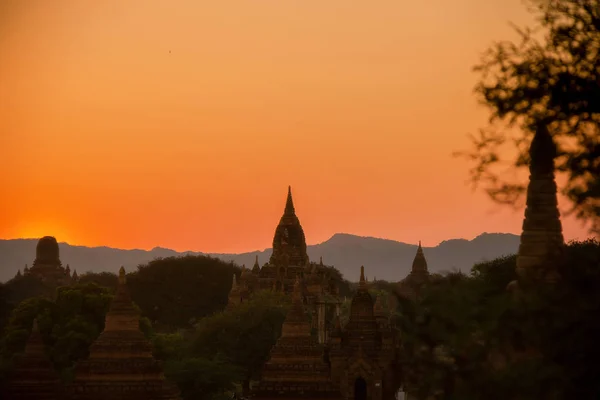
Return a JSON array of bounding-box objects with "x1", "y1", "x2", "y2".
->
[
  {"x1": 126, "y1": 255, "x2": 238, "y2": 331},
  {"x1": 395, "y1": 239, "x2": 600, "y2": 399},
  {"x1": 459, "y1": 0, "x2": 600, "y2": 233}
]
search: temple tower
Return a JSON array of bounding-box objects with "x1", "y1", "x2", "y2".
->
[
  {"x1": 397, "y1": 242, "x2": 430, "y2": 300},
  {"x1": 252, "y1": 276, "x2": 341, "y2": 400},
  {"x1": 269, "y1": 186, "x2": 309, "y2": 267},
  {"x1": 516, "y1": 124, "x2": 565, "y2": 283},
  {"x1": 330, "y1": 267, "x2": 399, "y2": 400},
  {"x1": 25, "y1": 237, "x2": 72, "y2": 286},
  {"x1": 69, "y1": 267, "x2": 180, "y2": 400},
  {"x1": 3, "y1": 319, "x2": 63, "y2": 400},
  {"x1": 252, "y1": 255, "x2": 261, "y2": 274}
]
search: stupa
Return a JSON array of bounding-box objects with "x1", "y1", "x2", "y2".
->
[
  {"x1": 3, "y1": 319, "x2": 63, "y2": 400},
  {"x1": 252, "y1": 276, "x2": 342, "y2": 400},
  {"x1": 68, "y1": 267, "x2": 180, "y2": 400}
]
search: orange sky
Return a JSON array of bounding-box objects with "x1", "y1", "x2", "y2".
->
[{"x1": 0, "y1": 0, "x2": 592, "y2": 253}]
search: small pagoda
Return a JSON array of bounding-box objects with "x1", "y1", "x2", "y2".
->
[
  {"x1": 397, "y1": 242, "x2": 430, "y2": 300},
  {"x1": 3, "y1": 319, "x2": 63, "y2": 400},
  {"x1": 252, "y1": 276, "x2": 342, "y2": 400},
  {"x1": 68, "y1": 267, "x2": 180, "y2": 400}
]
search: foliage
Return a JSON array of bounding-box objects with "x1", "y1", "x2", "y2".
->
[
  {"x1": 127, "y1": 255, "x2": 237, "y2": 331},
  {"x1": 458, "y1": 0, "x2": 600, "y2": 233},
  {"x1": 3, "y1": 275, "x2": 55, "y2": 308},
  {"x1": 77, "y1": 272, "x2": 118, "y2": 290},
  {"x1": 147, "y1": 290, "x2": 288, "y2": 399},
  {"x1": 164, "y1": 356, "x2": 243, "y2": 400},
  {"x1": 189, "y1": 290, "x2": 289, "y2": 381},
  {"x1": 396, "y1": 240, "x2": 600, "y2": 399}
]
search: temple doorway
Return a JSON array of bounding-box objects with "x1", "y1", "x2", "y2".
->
[{"x1": 354, "y1": 377, "x2": 367, "y2": 400}]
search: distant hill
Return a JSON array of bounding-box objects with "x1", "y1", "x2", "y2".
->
[{"x1": 0, "y1": 233, "x2": 520, "y2": 283}]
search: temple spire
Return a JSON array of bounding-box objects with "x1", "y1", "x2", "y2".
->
[
  {"x1": 284, "y1": 185, "x2": 295, "y2": 215},
  {"x1": 411, "y1": 241, "x2": 428, "y2": 274},
  {"x1": 118, "y1": 266, "x2": 126, "y2": 284},
  {"x1": 516, "y1": 124, "x2": 564, "y2": 283},
  {"x1": 359, "y1": 266, "x2": 367, "y2": 290}
]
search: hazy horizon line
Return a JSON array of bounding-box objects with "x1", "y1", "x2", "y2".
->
[{"x1": 0, "y1": 231, "x2": 522, "y2": 255}]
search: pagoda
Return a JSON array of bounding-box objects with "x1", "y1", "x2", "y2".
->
[
  {"x1": 515, "y1": 124, "x2": 565, "y2": 283},
  {"x1": 24, "y1": 236, "x2": 72, "y2": 286},
  {"x1": 68, "y1": 267, "x2": 180, "y2": 400},
  {"x1": 3, "y1": 319, "x2": 63, "y2": 400},
  {"x1": 397, "y1": 242, "x2": 430, "y2": 300},
  {"x1": 252, "y1": 276, "x2": 342, "y2": 400},
  {"x1": 236, "y1": 186, "x2": 338, "y2": 297},
  {"x1": 330, "y1": 267, "x2": 399, "y2": 400}
]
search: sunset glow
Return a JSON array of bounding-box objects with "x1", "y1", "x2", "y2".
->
[{"x1": 0, "y1": 0, "x2": 592, "y2": 253}]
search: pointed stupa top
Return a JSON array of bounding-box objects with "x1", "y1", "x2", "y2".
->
[
  {"x1": 252, "y1": 255, "x2": 260, "y2": 273},
  {"x1": 319, "y1": 256, "x2": 323, "y2": 266},
  {"x1": 280, "y1": 275, "x2": 310, "y2": 337},
  {"x1": 359, "y1": 266, "x2": 367, "y2": 291},
  {"x1": 411, "y1": 241, "x2": 428, "y2": 274},
  {"x1": 118, "y1": 266, "x2": 126, "y2": 284},
  {"x1": 270, "y1": 186, "x2": 309, "y2": 266},
  {"x1": 516, "y1": 124, "x2": 565, "y2": 282},
  {"x1": 97, "y1": 266, "x2": 142, "y2": 336},
  {"x1": 284, "y1": 185, "x2": 295, "y2": 215}
]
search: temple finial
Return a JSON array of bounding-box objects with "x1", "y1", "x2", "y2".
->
[
  {"x1": 118, "y1": 266, "x2": 126, "y2": 284},
  {"x1": 284, "y1": 186, "x2": 295, "y2": 215},
  {"x1": 418, "y1": 240, "x2": 421, "y2": 248},
  {"x1": 319, "y1": 256, "x2": 323, "y2": 266},
  {"x1": 359, "y1": 266, "x2": 366, "y2": 290}
]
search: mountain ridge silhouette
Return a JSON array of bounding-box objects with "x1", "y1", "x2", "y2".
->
[{"x1": 0, "y1": 232, "x2": 520, "y2": 283}]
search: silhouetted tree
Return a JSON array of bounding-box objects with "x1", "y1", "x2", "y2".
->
[
  {"x1": 394, "y1": 240, "x2": 600, "y2": 399},
  {"x1": 459, "y1": 0, "x2": 600, "y2": 233},
  {"x1": 77, "y1": 272, "x2": 118, "y2": 290},
  {"x1": 127, "y1": 255, "x2": 238, "y2": 331}
]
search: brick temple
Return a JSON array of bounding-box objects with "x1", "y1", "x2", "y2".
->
[
  {"x1": 3, "y1": 319, "x2": 64, "y2": 400},
  {"x1": 14, "y1": 236, "x2": 78, "y2": 287},
  {"x1": 252, "y1": 276, "x2": 342, "y2": 400},
  {"x1": 68, "y1": 267, "x2": 180, "y2": 400}
]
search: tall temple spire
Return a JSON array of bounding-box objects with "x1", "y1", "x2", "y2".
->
[
  {"x1": 411, "y1": 241, "x2": 428, "y2": 274},
  {"x1": 359, "y1": 266, "x2": 367, "y2": 291},
  {"x1": 284, "y1": 185, "x2": 295, "y2": 215},
  {"x1": 252, "y1": 255, "x2": 260, "y2": 273},
  {"x1": 270, "y1": 186, "x2": 309, "y2": 266},
  {"x1": 516, "y1": 124, "x2": 564, "y2": 283},
  {"x1": 118, "y1": 266, "x2": 126, "y2": 285}
]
